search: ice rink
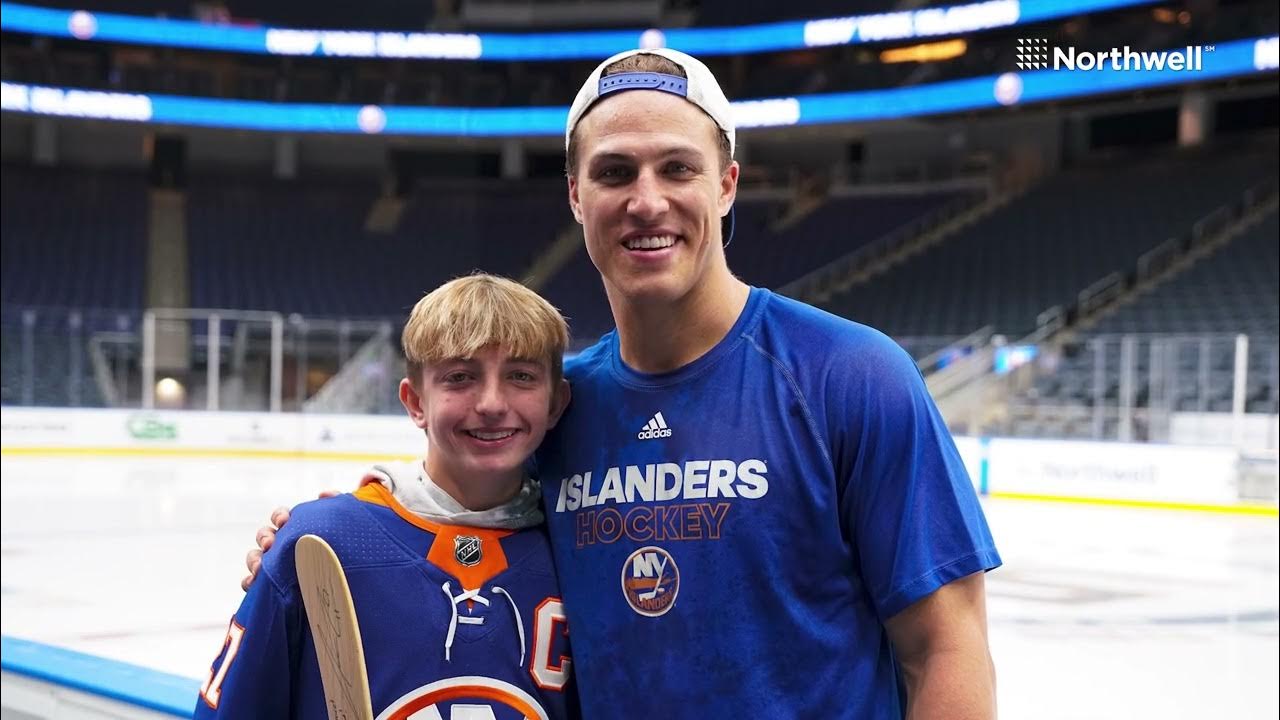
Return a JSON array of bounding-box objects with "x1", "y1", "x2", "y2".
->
[{"x1": 2, "y1": 454, "x2": 1277, "y2": 719}]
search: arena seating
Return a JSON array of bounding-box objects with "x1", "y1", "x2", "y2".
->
[
  {"x1": 2, "y1": 138, "x2": 1274, "y2": 419},
  {"x1": 1089, "y1": 209, "x2": 1278, "y2": 337},
  {"x1": 186, "y1": 176, "x2": 568, "y2": 317},
  {"x1": 1012, "y1": 207, "x2": 1280, "y2": 430},
  {"x1": 1, "y1": 165, "x2": 148, "y2": 311},
  {"x1": 0, "y1": 307, "x2": 113, "y2": 408},
  {"x1": 821, "y1": 144, "x2": 1278, "y2": 339}
]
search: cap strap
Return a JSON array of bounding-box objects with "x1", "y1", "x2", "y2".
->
[{"x1": 598, "y1": 72, "x2": 688, "y2": 99}]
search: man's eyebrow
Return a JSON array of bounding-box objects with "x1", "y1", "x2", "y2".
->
[
  {"x1": 591, "y1": 148, "x2": 711, "y2": 169},
  {"x1": 588, "y1": 146, "x2": 706, "y2": 164},
  {"x1": 588, "y1": 152, "x2": 635, "y2": 165}
]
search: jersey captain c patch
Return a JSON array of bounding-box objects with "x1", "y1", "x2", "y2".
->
[{"x1": 621, "y1": 546, "x2": 680, "y2": 617}]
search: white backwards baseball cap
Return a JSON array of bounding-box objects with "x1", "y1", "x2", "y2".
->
[
  {"x1": 565, "y1": 47, "x2": 738, "y2": 246},
  {"x1": 564, "y1": 47, "x2": 736, "y2": 157}
]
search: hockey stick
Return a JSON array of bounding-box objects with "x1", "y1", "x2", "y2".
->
[
  {"x1": 296, "y1": 534, "x2": 375, "y2": 720},
  {"x1": 638, "y1": 555, "x2": 667, "y2": 601}
]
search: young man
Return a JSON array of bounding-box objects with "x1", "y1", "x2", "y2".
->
[
  {"x1": 251, "y1": 49, "x2": 1000, "y2": 719},
  {"x1": 201, "y1": 274, "x2": 577, "y2": 719},
  {"x1": 545, "y1": 47, "x2": 1000, "y2": 719}
]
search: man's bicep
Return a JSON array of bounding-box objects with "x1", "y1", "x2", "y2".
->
[
  {"x1": 884, "y1": 572, "x2": 997, "y2": 719},
  {"x1": 884, "y1": 570, "x2": 990, "y2": 662}
]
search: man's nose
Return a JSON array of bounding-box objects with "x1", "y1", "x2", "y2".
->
[{"x1": 627, "y1": 169, "x2": 671, "y2": 221}]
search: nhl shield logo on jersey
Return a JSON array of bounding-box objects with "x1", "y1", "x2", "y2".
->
[
  {"x1": 621, "y1": 546, "x2": 680, "y2": 617},
  {"x1": 454, "y1": 535, "x2": 483, "y2": 567}
]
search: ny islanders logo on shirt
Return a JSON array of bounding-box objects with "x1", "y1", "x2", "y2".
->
[{"x1": 621, "y1": 546, "x2": 679, "y2": 617}]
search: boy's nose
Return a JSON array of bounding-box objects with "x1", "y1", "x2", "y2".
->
[{"x1": 474, "y1": 380, "x2": 509, "y2": 416}]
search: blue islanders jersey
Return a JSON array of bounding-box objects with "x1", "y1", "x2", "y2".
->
[
  {"x1": 195, "y1": 483, "x2": 576, "y2": 720},
  {"x1": 535, "y1": 287, "x2": 1000, "y2": 719}
]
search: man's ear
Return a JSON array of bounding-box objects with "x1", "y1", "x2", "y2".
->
[
  {"x1": 399, "y1": 378, "x2": 429, "y2": 429},
  {"x1": 568, "y1": 175, "x2": 584, "y2": 224},
  {"x1": 547, "y1": 378, "x2": 572, "y2": 429},
  {"x1": 719, "y1": 160, "x2": 740, "y2": 217}
]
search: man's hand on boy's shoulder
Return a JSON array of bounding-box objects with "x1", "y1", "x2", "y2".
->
[{"x1": 240, "y1": 491, "x2": 339, "y2": 591}]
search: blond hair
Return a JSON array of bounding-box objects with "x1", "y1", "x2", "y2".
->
[
  {"x1": 565, "y1": 53, "x2": 733, "y2": 177},
  {"x1": 403, "y1": 274, "x2": 569, "y2": 385}
]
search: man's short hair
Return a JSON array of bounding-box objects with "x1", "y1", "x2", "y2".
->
[
  {"x1": 564, "y1": 53, "x2": 733, "y2": 177},
  {"x1": 402, "y1": 273, "x2": 569, "y2": 386}
]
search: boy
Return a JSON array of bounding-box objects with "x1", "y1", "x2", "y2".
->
[{"x1": 197, "y1": 274, "x2": 576, "y2": 719}]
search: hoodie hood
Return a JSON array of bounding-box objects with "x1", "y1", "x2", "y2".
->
[{"x1": 360, "y1": 458, "x2": 544, "y2": 530}]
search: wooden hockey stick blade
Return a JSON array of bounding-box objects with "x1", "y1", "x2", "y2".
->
[{"x1": 296, "y1": 534, "x2": 375, "y2": 720}]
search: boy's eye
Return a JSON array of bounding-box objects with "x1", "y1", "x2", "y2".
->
[
  {"x1": 442, "y1": 372, "x2": 471, "y2": 384},
  {"x1": 510, "y1": 371, "x2": 537, "y2": 383}
]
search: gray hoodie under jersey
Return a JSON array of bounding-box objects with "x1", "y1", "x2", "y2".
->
[{"x1": 361, "y1": 458, "x2": 544, "y2": 530}]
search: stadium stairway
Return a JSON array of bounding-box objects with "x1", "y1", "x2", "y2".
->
[
  {"x1": 779, "y1": 179, "x2": 1019, "y2": 306},
  {"x1": 930, "y1": 176, "x2": 1279, "y2": 436}
]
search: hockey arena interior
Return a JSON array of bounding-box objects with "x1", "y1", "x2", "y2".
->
[{"x1": 1, "y1": 0, "x2": 1277, "y2": 717}]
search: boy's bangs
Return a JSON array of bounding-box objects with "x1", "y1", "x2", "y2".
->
[
  {"x1": 423, "y1": 304, "x2": 561, "y2": 368},
  {"x1": 403, "y1": 275, "x2": 568, "y2": 373}
]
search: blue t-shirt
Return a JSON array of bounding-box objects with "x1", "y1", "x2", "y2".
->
[{"x1": 535, "y1": 287, "x2": 1000, "y2": 719}]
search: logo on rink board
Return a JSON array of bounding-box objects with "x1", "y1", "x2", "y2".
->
[{"x1": 126, "y1": 413, "x2": 177, "y2": 440}]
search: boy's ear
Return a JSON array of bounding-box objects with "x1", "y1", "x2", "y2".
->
[
  {"x1": 399, "y1": 378, "x2": 429, "y2": 429},
  {"x1": 547, "y1": 378, "x2": 571, "y2": 429}
]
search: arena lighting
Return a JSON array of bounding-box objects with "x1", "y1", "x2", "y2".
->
[
  {"x1": 0, "y1": 0, "x2": 1159, "y2": 60},
  {"x1": 880, "y1": 39, "x2": 968, "y2": 63},
  {"x1": 154, "y1": 377, "x2": 186, "y2": 407},
  {"x1": 2, "y1": 36, "x2": 1274, "y2": 134}
]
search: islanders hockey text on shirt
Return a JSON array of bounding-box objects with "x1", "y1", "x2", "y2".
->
[{"x1": 552, "y1": 457, "x2": 768, "y2": 547}]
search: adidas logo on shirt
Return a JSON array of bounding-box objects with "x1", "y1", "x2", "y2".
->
[{"x1": 637, "y1": 412, "x2": 672, "y2": 440}]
